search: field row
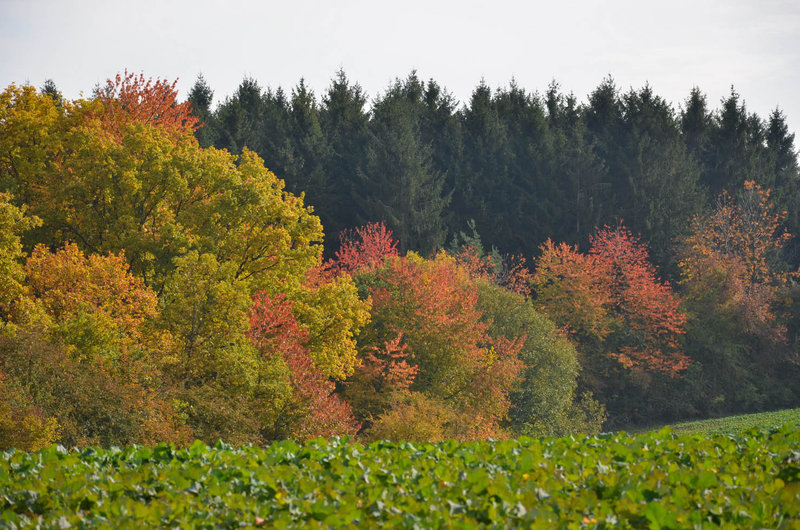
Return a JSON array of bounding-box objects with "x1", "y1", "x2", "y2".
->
[{"x1": 2, "y1": 426, "x2": 799, "y2": 528}]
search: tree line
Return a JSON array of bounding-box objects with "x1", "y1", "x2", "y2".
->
[
  {"x1": 187, "y1": 71, "x2": 800, "y2": 276},
  {"x1": 187, "y1": 70, "x2": 800, "y2": 427},
  {"x1": 0, "y1": 71, "x2": 798, "y2": 450}
]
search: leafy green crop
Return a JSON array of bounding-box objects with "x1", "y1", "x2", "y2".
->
[
  {"x1": 655, "y1": 407, "x2": 800, "y2": 436},
  {"x1": 2, "y1": 427, "x2": 799, "y2": 528}
]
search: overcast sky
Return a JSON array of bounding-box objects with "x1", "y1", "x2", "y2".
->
[{"x1": 2, "y1": 0, "x2": 799, "y2": 136}]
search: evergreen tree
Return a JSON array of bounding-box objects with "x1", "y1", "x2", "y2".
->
[
  {"x1": 680, "y1": 87, "x2": 712, "y2": 171},
  {"x1": 585, "y1": 81, "x2": 702, "y2": 273},
  {"x1": 704, "y1": 88, "x2": 766, "y2": 194},
  {"x1": 420, "y1": 80, "x2": 462, "y2": 178},
  {"x1": 766, "y1": 108, "x2": 800, "y2": 266},
  {"x1": 616, "y1": 85, "x2": 703, "y2": 273},
  {"x1": 187, "y1": 74, "x2": 216, "y2": 147},
  {"x1": 492, "y1": 81, "x2": 555, "y2": 255},
  {"x1": 545, "y1": 82, "x2": 606, "y2": 247},
  {"x1": 458, "y1": 81, "x2": 512, "y2": 253},
  {"x1": 319, "y1": 70, "x2": 370, "y2": 243},
  {"x1": 39, "y1": 79, "x2": 62, "y2": 105},
  {"x1": 359, "y1": 75, "x2": 450, "y2": 254},
  {"x1": 214, "y1": 77, "x2": 268, "y2": 155},
  {"x1": 213, "y1": 78, "x2": 295, "y2": 184},
  {"x1": 585, "y1": 77, "x2": 624, "y2": 168},
  {"x1": 284, "y1": 80, "x2": 334, "y2": 236}
]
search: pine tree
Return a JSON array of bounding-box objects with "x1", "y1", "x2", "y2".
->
[
  {"x1": 458, "y1": 81, "x2": 511, "y2": 253},
  {"x1": 680, "y1": 87, "x2": 711, "y2": 167},
  {"x1": 545, "y1": 82, "x2": 606, "y2": 246}
]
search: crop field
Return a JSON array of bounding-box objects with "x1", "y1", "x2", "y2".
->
[
  {"x1": 655, "y1": 407, "x2": 800, "y2": 436},
  {"x1": 2, "y1": 426, "x2": 800, "y2": 528}
]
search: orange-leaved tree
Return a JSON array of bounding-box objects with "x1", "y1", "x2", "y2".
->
[
  {"x1": 249, "y1": 292, "x2": 360, "y2": 439},
  {"x1": 533, "y1": 224, "x2": 688, "y2": 381},
  {"x1": 334, "y1": 223, "x2": 523, "y2": 440},
  {"x1": 25, "y1": 242, "x2": 161, "y2": 357},
  {"x1": 94, "y1": 70, "x2": 200, "y2": 136},
  {"x1": 678, "y1": 181, "x2": 800, "y2": 413},
  {"x1": 680, "y1": 181, "x2": 794, "y2": 341}
]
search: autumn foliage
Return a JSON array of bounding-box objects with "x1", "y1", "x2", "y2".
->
[
  {"x1": 25, "y1": 243, "x2": 159, "y2": 353},
  {"x1": 94, "y1": 70, "x2": 200, "y2": 136},
  {"x1": 249, "y1": 292, "x2": 360, "y2": 439},
  {"x1": 533, "y1": 224, "x2": 688, "y2": 377},
  {"x1": 681, "y1": 182, "x2": 792, "y2": 286},
  {"x1": 680, "y1": 182, "x2": 796, "y2": 342},
  {"x1": 336, "y1": 224, "x2": 524, "y2": 440},
  {"x1": 333, "y1": 222, "x2": 399, "y2": 274},
  {"x1": 8, "y1": 71, "x2": 799, "y2": 445},
  {"x1": 0, "y1": 75, "x2": 368, "y2": 449},
  {"x1": 454, "y1": 245, "x2": 532, "y2": 297}
]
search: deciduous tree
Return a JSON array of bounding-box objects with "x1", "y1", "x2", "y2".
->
[{"x1": 249, "y1": 292, "x2": 360, "y2": 439}]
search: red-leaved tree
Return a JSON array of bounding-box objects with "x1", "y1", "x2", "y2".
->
[
  {"x1": 332, "y1": 222, "x2": 399, "y2": 274},
  {"x1": 94, "y1": 70, "x2": 200, "y2": 137},
  {"x1": 338, "y1": 223, "x2": 523, "y2": 439},
  {"x1": 249, "y1": 292, "x2": 360, "y2": 439},
  {"x1": 533, "y1": 224, "x2": 688, "y2": 378}
]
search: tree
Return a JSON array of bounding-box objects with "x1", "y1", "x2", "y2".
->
[
  {"x1": 282, "y1": 80, "x2": 334, "y2": 234},
  {"x1": 680, "y1": 87, "x2": 711, "y2": 166},
  {"x1": 1, "y1": 238, "x2": 190, "y2": 447},
  {"x1": 476, "y1": 279, "x2": 605, "y2": 436},
  {"x1": 187, "y1": 74, "x2": 217, "y2": 147},
  {"x1": 588, "y1": 226, "x2": 688, "y2": 374},
  {"x1": 545, "y1": 82, "x2": 606, "y2": 247},
  {"x1": 40, "y1": 79, "x2": 63, "y2": 106},
  {"x1": 318, "y1": 70, "x2": 370, "y2": 244},
  {"x1": 585, "y1": 82, "x2": 703, "y2": 273},
  {"x1": 0, "y1": 194, "x2": 40, "y2": 325},
  {"x1": 457, "y1": 81, "x2": 514, "y2": 255},
  {"x1": 249, "y1": 292, "x2": 360, "y2": 439},
  {"x1": 0, "y1": 326, "x2": 191, "y2": 448},
  {"x1": 618, "y1": 86, "x2": 703, "y2": 272},
  {"x1": 332, "y1": 221, "x2": 399, "y2": 274},
  {"x1": 532, "y1": 225, "x2": 688, "y2": 424},
  {"x1": 359, "y1": 74, "x2": 451, "y2": 255},
  {"x1": 26, "y1": 242, "x2": 161, "y2": 359},
  {"x1": 678, "y1": 182, "x2": 799, "y2": 413},
  {"x1": 765, "y1": 109, "x2": 800, "y2": 267},
  {"x1": 531, "y1": 238, "x2": 613, "y2": 344},
  {"x1": 0, "y1": 372, "x2": 60, "y2": 451},
  {"x1": 0, "y1": 82, "x2": 347, "y2": 349},
  {"x1": 93, "y1": 70, "x2": 199, "y2": 136},
  {"x1": 584, "y1": 77, "x2": 624, "y2": 168},
  {"x1": 702, "y1": 88, "x2": 769, "y2": 195},
  {"x1": 339, "y1": 225, "x2": 522, "y2": 439}
]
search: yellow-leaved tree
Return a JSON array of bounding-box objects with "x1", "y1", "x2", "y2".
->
[{"x1": 0, "y1": 77, "x2": 369, "y2": 445}]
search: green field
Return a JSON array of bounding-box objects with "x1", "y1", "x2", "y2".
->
[
  {"x1": 649, "y1": 407, "x2": 800, "y2": 436},
  {"x1": 2, "y1": 426, "x2": 800, "y2": 528}
]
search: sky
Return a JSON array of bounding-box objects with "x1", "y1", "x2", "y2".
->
[{"x1": 2, "y1": 0, "x2": 799, "y2": 136}]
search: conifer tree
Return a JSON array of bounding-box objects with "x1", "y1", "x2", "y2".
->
[
  {"x1": 319, "y1": 70, "x2": 370, "y2": 243},
  {"x1": 188, "y1": 74, "x2": 216, "y2": 147},
  {"x1": 359, "y1": 75, "x2": 450, "y2": 254}
]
